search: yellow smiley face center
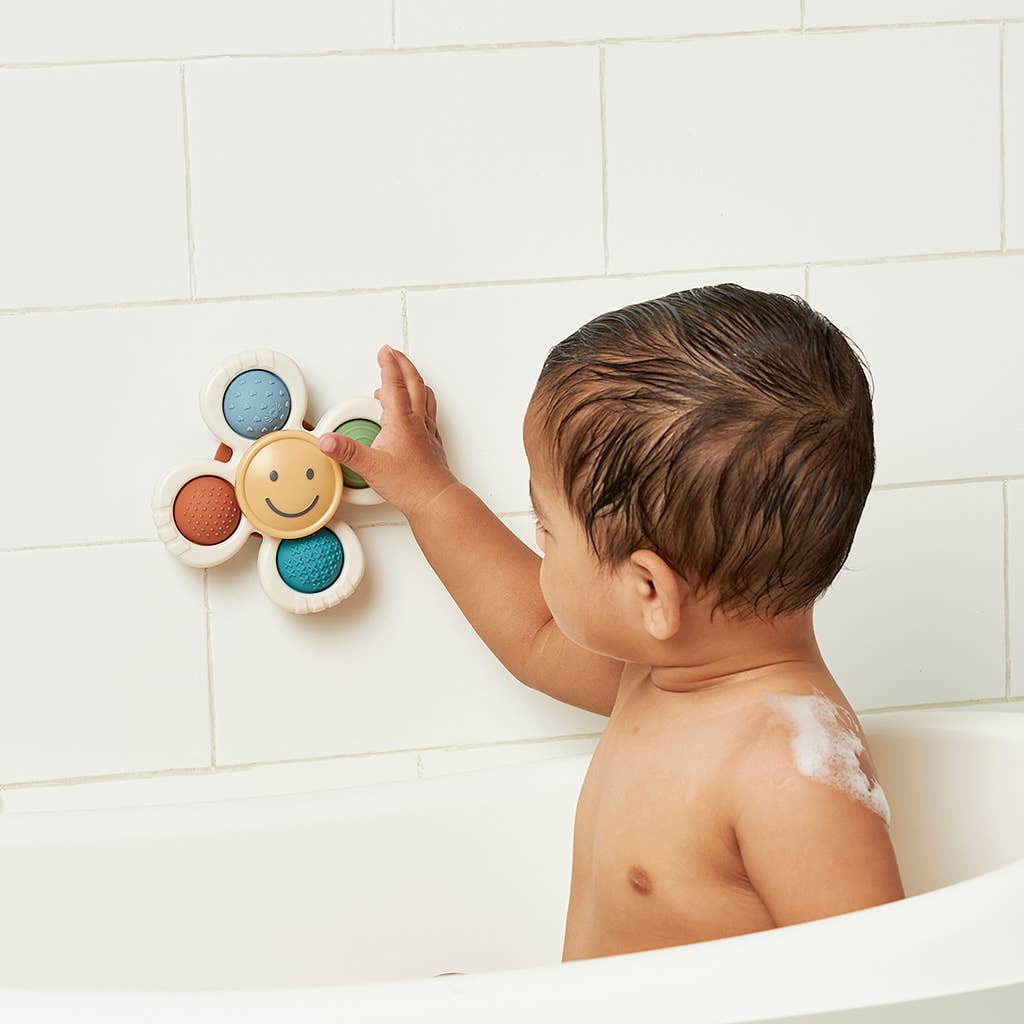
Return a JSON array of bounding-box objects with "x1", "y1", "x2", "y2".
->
[{"x1": 235, "y1": 431, "x2": 344, "y2": 540}]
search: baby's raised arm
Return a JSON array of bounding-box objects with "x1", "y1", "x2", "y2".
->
[{"x1": 317, "y1": 345, "x2": 623, "y2": 717}]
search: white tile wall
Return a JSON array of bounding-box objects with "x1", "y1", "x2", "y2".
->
[
  {"x1": 0, "y1": 543, "x2": 210, "y2": 784},
  {"x1": 0, "y1": 4, "x2": 1016, "y2": 791},
  {"x1": 0, "y1": 293, "x2": 402, "y2": 550},
  {"x1": 1008, "y1": 481, "x2": 1024, "y2": 697},
  {"x1": 1006, "y1": 24, "x2": 1024, "y2": 248},
  {"x1": 185, "y1": 49, "x2": 604, "y2": 298},
  {"x1": 0, "y1": 1, "x2": 391, "y2": 64},
  {"x1": 394, "y1": 1, "x2": 800, "y2": 47},
  {"x1": 604, "y1": 26, "x2": 1001, "y2": 273},
  {"x1": 808, "y1": 255, "x2": 1024, "y2": 486},
  {"x1": 408, "y1": 268, "x2": 805, "y2": 514},
  {"x1": 208, "y1": 517, "x2": 605, "y2": 766},
  {"x1": 0, "y1": 64, "x2": 189, "y2": 309},
  {"x1": 816, "y1": 483, "x2": 1007, "y2": 711},
  {"x1": 806, "y1": 1, "x2": 1024, "y2": 27}
]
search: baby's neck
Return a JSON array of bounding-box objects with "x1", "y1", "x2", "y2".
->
[{"x1": 644, "y1": 606, "x2": 823, "y2": 696}]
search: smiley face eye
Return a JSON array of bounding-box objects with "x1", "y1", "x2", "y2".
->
[
  {"x1": 269, "y1": 470, "x2": 278, "y2": 482},
  {"x1": 306, "y1": 468, "x2": 314, "y2": 480}
]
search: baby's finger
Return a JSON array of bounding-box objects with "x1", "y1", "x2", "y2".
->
[
  {"x1": 425, "y1": 385, "x2": 437, "y2": 428},
  {"x1": 318, "y1": 430, "x2": 383, "y2": 482},
  {"x1": 372, "y1": 388, "x2": 388, "y2": 428},
  {"x1": 390, "y1": 348, "x2": 427, "y2": 417},
  {"x1": 378, "y1": 344, "x2": 413, "y2": 416}
]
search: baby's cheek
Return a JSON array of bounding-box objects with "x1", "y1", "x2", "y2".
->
[{"x1": 537, "y1": 554, "x2": 552, "y2": 605}]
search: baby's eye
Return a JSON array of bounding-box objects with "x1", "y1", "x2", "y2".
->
[
  {"x1": 306, "y1": 468, "x2": 314, "y2": 480},
  {"x1": 269, "y1": 470, "x2": 278, "y2": 481}
]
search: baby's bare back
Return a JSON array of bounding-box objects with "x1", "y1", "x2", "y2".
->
[{"x1": 562, "y1": 664, "x2": 902, "y2": 961}]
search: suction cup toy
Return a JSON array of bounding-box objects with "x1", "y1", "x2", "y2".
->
[{"x1": 151, "y1": 350, "x2": 386, "y2": 614}]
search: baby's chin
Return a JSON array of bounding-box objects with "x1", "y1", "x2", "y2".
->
[{"x1": 553, "y1": 613, "x2": 652, "y2": 664}]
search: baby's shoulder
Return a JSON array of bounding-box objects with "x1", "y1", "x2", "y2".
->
[
  {"x1": 726, "y1": 682, "x2": 860, "y2": 750},
  {"x1": 719, "y1": 686, "x2": 904, "y2": 926},
  {"x1": 727, "y1": 685, "x2": 891, "y2": 827}
]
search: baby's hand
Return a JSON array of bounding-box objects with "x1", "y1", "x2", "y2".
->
[{"x1": 318, "y1": 345, "x2": 458, "y2": 519}]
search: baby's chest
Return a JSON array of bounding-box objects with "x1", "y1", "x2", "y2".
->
[
  {"x1": 571, "y1": 730, "x2": 747, "y2": 906},
  {"x1": 568, "y1": 748, "x2": 777, "y2": 950}
]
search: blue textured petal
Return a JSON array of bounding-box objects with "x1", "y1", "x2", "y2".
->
[
  {"x1": 276, "y1": 528, "x2": 345, "y2": 594},
  {"x1": 223, "y1": 370, "x2": 291, "y2": 439}
]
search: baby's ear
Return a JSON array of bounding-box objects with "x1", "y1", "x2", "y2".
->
[{"x1": 628, "y1": 549, "x2": 683, "y2": 642}]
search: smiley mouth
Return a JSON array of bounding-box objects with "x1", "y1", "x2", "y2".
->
[{"x1": 265, "y1": 494, "x2": 320, "y2": 518}]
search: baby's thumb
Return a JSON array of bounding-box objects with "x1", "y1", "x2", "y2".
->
[{"x1": 318, "y1": 432, "x2": 377, "y2": 478}]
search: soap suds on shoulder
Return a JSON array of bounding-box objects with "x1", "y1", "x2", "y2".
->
[{"x1": 764, "y1": 689, "x2": 891, "y2": 826}]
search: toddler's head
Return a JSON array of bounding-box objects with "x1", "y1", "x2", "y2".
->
[{"x1": 523, "y1": 283, "x2": 874, "y2": 664}]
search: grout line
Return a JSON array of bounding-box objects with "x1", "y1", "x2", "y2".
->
[
  {"x1": 800, "y1": 0, "x2": 806, "y2": 31},
  {"x1": 178, "y1": 64, "x2": 197, "y2": 299},
  {"x1": 202, "y1": 568, "x2": 218, "y2": 767},
  {"x1": 810, "y1": 18, "x2": 1024, "y2": 34},
  {"x1": 1, "y1": 766, "x2": 218, "y2": 792},
  {"x1": 1005, "y1": 481, "x2": 1013, "y2": 699},
  {"x1": 400, "y1": 289, "x2": 409, "y2": 353},
  {"x1": 807, "y1": 246, "x2": 1024, "y2": 268},
  {"x1": 416, "y1": 753, "x2": 424, "y2": 779},
  {"x1": 859, "y1": 695, "x2": 1021, "y2": 715},
  {"x1": 390, "y1": 0, "x2": 397, "y2": 48},
  {"x1": 1, "y1": 731, "x2": 605, "y2": 790},
  {"x1": 2, "y1": 19, "x2": 1023, "y2": 71},
  {"x1": 3, "y1": 248, "x2": 1024, "y2": 319},
  {"x1": 803, "y1": 264, "x2": 811, "y2": 301},
  {"x1": 598, "y1": 46, "x2": 610, "y2": 274},
  {"x1": 1000, "y1": 22, "x2": 1008, "y2": 252},
  {"x1": 0, "y1": 536, "x2": 158, "y2": 554},
  {"x1": 3, "y1": 479, "x2": 1023, "y2": 556},
  {"x1": 871, "y1": 474, "x2": 1024, "y2": 492},
  {"x1": 0, "y1": 32, "x2": 795, "y2": 72},
  {"x1": 209, "y1": 728, "x2": 604, "y2": 768}
]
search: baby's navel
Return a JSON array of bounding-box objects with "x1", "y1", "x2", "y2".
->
[{"x1": 628, "y1": 865, "x2": 653, "y2": 895}]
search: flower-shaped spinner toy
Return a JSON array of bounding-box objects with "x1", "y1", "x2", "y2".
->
[{"x1": 152, "y1": 350, "x2": 383, "y2": 614}]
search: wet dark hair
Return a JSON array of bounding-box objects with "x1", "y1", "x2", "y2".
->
[{"x1": 529, "y1": 283, "x2": 875, "y2": 619}]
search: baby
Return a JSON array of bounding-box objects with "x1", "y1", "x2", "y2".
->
[{"x1": 318, "y1": 283, "x2": 905, "y2": 961}]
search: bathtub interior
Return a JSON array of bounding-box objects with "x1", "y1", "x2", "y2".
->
[
  {"x1": 0, "y1": 709, "x2": 1021, "y2": 991},
  {"x1": 863, "y1": 711, "x2": 1024, "y2": 896}
]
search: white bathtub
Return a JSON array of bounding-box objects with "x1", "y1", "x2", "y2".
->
[{"x1": 1, "y1": 709, "x2": 1023, "y2": 1022}]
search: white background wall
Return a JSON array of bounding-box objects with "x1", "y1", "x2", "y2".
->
[{"x1": 2, "y1": 1, "x2": 1023, "y2": 807}]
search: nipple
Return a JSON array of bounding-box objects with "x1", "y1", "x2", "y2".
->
[
  {"x1": 627, "y1": 865, "x2": 653, "y2": 895},
  {"x1": 766, "y1": 690, "x2": 891, "y2": 826}
]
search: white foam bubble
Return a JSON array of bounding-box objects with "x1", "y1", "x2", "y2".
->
[{"x1": 766, "y1": 689, "x2": 891, "y2": 825}]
